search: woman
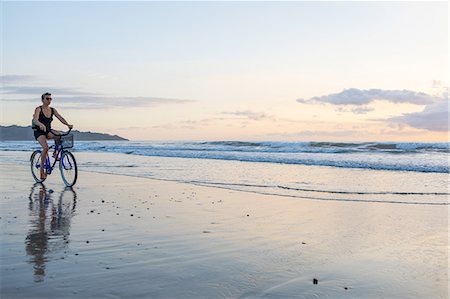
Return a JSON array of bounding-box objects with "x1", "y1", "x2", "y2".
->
[{"x1": 32, "y1": 92, "x2": 73, "y2": 180}]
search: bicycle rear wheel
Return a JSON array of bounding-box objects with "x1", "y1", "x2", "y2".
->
[
  {"x1": 30, "y1": 150, "x2": 45, "y2": 183},
  {"x1": 59, "y1": 151, "x2": 78, "y2": 187}
]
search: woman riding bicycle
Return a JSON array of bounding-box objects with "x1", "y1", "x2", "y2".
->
[{"x1": 32, "y1": 92, "x2": 73, "y2": 180}]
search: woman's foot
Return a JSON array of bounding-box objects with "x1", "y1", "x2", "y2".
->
[{"x1": 40, "y1": 170, "x2": 46, "y2": 180}]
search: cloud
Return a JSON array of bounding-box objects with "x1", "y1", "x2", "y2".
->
[
  {"x1": 388, "y1": 100, "x2": 449, "y2": 132},
  {"x1": 116, "y1": 126, "x2": 148, "y2": 131},
  {"x1": 15, "y1": 96, "x2": 193, "y2": 109},
  {"x1": 3, "y1": 95, "x2": 192, "y2": 109},
  {"x1": 296, "y1": 130, "x2": 360, "y2": 137},
  {"x1": 221, "y1": 110, "x2": 271, "y2": 120},
  {"x1": 1, "y1": 74, "x2": 96, "y2": 96},
  {"x1": 150, "y1": 112, "x2": 288, "y2": 132},
  {"x1": 265, "y1": 130, "x2": 361, "y2": 139},
  {"x1": 336, "y1": 106, "x2": 374, "y2": 114},
  {"x1": 0, "y1": 75, "x2": 36, "y2": 84},
  {"x1": 298, "y1": 88, "x2": 437, "y2": 106},
  {"x1": 1, "y1": 85, "x2": 96, "y2": 96},
  {"x1": 1, "y1": 74, "x2": 193, "y2": 109},
  {"x1": 351, "y1": 106, "x2": 375, "y2": 114}
]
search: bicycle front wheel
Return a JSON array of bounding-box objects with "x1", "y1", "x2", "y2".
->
[
  {"x1": 30, "y1": 150, "x2": 45, "y2": 183},
  {"x1": 59, "y1": 151, "x2": 78, "y2": 187}
]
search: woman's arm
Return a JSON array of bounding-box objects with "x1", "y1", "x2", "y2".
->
[
  {"x1": 54, "y1": 108, "x2": 73, "y2": 129},
  {"x1": 33, "y1": 107, "x2": 46, "y2": 131}
]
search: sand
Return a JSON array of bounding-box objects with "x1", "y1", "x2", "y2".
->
[{"x1": 0, "y1": 159, "x2": 448, "y2": 298}]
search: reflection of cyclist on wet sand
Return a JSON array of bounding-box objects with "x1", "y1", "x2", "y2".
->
[
  {"x1": 32, "y1": 92, "x2": 73, "y2": 180},
  {"x1": 26, "y1": 184, "x2": 49, "y2": 282},
  {"x1": 26, "y1": 184, "x2": 77, "y2": 282}
]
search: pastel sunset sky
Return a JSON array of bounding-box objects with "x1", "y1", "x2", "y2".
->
[{"x1": 1, "y1": 1, "x2": 448, "y2": 141}]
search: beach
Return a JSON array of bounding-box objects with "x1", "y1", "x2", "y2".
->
[
  {"x1": 2, "y1": 0, "x2": 448, "y2": 297},
  {"x1": 0, "y1": 150, "x2": 448, "y2": 298}
]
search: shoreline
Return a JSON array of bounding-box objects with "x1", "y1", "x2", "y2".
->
[
  {"x1": 1, "y1": 150, "x2": 448, "y2": 205},
  {"x1": 1, "y1": 155, "x2": 448, "y2": 298}
]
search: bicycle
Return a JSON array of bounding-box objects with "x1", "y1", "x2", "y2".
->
[{"x1": 30, "y1": 129, "x2": 78, "y2": 187}]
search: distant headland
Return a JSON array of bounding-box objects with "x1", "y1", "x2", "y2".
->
[{"x1": 0, "y1": 125, "x2": 128, "y2": 141}]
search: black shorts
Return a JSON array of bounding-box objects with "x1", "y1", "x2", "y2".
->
[{"x1": 34, "y1": 129, "x2": 49, "y2": 140}]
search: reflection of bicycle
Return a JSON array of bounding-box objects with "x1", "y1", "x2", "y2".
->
[
  {"x1": 28, "y1": 183, "x2": 77, "y2": 230},
  {"x1": 57, "y1": 187, "x2": 78, "y2": 216},
  {"x1": 27, "y1": 183, "x2": 77, "y2": 282},
  {"x1": 30, "y1": 129, "x2": 78, "y2": 187},
  {"x1": 28, "y1": 183, "x2": 77, "y2": 217}
]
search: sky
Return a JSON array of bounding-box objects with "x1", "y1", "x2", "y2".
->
[{"x1": 1, "y1": 1, "x2": 448, "y2": 141}]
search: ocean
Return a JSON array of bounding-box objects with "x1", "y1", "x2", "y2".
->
[{"x1": 1, "y1": 140, "x2": 448, "y2": 205}]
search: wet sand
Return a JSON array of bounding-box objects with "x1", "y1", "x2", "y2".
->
[{"x1": 0, "y1": 161, "x2": 448, "y2": 298}]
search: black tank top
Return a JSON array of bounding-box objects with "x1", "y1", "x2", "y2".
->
[{"x1": 35, "y1": 106, "x2": 54, "y2": 132}]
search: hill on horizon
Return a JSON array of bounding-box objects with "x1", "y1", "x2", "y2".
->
[{"x1": 0, "y1": 125, "x2": 128, "y2": 141}]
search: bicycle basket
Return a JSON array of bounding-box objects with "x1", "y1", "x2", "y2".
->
[{"x1": 58, "y1": 134, "x2": 74, "y2": 148}]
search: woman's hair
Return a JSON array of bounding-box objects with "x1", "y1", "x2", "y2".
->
[{"x1": 41, "y1": 92, "x2": 51, "y2": 101}]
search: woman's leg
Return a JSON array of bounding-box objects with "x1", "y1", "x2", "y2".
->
[
  {"x1": 47, "y1": 131, "x2": 60, "y2": 158},
  {"x1": 47, "y1": 130, "x2": 61, "y2": 140},
  {"x1": 37, "y1": 135, "x2": 49, "y2": 179}
]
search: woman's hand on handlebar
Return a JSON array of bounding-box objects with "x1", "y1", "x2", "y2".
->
[{"x1": 67, "y1": 124, "x2": 73, "y2": 130}]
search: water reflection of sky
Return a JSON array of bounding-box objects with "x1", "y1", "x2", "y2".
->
[{"x1": 25, "y1": 184, "x2": 77, "y2": 282}]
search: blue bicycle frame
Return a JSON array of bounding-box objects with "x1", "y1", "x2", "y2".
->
[{"x1": 40, "y1": 141, "x2": 73, "y2": 175}]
